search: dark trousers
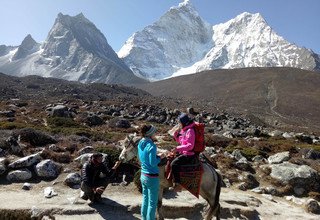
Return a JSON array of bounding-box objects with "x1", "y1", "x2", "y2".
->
[
  {"x1": 81, "y1": 177, "x2": 109, "y2": 201},
  {"x1": 171, "y1": 154, "x2": 197, "y2": 184}
]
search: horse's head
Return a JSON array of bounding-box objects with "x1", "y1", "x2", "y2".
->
[{"x1": 118, "y1": 133, "x2": 140, "y2": 163}]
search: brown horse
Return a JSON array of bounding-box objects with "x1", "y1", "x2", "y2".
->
[{"x1": 119, "y1": 133, "x2": 221, "y2": 220}]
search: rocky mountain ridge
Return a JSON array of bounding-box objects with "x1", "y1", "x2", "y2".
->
[{"x1": 0, "y1": 13, "x2": 144, "y2": 85}]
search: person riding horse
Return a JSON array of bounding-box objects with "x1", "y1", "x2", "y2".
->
[{"x1": 170, "y1": 113, "x2": 198, "y2": 192}]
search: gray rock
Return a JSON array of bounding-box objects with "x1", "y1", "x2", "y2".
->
[
  {"x1": 7, "y1": 169, "x2": 32, "y2": 182},
  {"x1": 265, "y1": 186, "x2": 278, "y2": 195},
  {"x1": 223, "y1": 131, "x2": 234, "y2": 139},
  {"x1": 269, "y1": 162, "x2": 317, "y2": 183},
  {"x1": 282, "y1": 132, "x2": 294, "y2": 139},
  {"x1": 0, "y1": 157, "x2": 8, "y2": 175},
  {"x1": 232, "y1": 149, "x2": 246, "y2": 161},
  {"x1": 47, "y1": 105, "x2": 71, "y2": 118},
  {"x1": 252, "y1": 155, "x2": 266, "y2": 163},
  {"x1": 35, "y1": 159, "x2": 60, "y2": 179},
  {"x1": 78, "y1": 146, "x2": 94, "y2": 155},
  {"x1": 301, "y1": 148, "x2": 320, "y2": 160},
  {"x1": 48, "y1": 144, "x2": 61, "y2": 152},
  {"x1": 266, "y1": 162, "x2": 320, "y2": 194},
  {"x1": 85, "y1": 114, "x2": 104, "y2": 126},
  {"x1": 293, "y1": 187, "x2": 305, "y2": 196},
  {"x1": 268, "y1": 130, "x2": 282, "y2": 137},
  {"x1": 8, "y1": 153, "x2": 42, "y2": 169},
  {"x1": 305, "y1": 199, "x2": 320, "y2": 214},
  {"x1": 235, "y1": 158, "x2": 252, "y2": 171},
  {"x1": 116, "y1": 119, "x2": 131, "y2": 128},
  {"x1": 64, "y1": 173, "x2": 81, "y2": 187},
  {"x1": 268, "y1": 151, "x2": 290, "y2": 164},
  {"x1": 237, "y1": 173, "x2": 259, "y2": 191},
  {"x1": 22, "y1": 182, "x2": 32, "y2": 190},
  {"x1": 74, "y1": 153, "x2": 108, "y2": 165}
]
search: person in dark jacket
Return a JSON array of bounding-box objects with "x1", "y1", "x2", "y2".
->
[{"x1": 80, "y1": 153, "x2": 120, "y2": 202}]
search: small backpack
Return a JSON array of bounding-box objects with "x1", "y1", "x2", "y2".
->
[{"x1": 193, "y1": 122, "x2": 205, "y2": 153}]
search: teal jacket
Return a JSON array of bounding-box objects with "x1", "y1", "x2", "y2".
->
[{"x1": 138, "y1": 137, "x2": 160, "y2": 174}]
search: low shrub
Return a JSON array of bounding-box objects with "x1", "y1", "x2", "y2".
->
[
  {"x1": 0, "y1": 121, "x2": 27, "y2": 130},
  {"x1": 47, "y1": 117, "x2": 79, "y2": 128},
  {"x1": 14, "y1": 128, "x2": 57, "y2": 146},
  {"x1": 205, "y1": 134, "x2": 232, "y2": 148}
]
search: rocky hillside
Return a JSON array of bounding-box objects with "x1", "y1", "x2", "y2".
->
[
  {"x1": 0, "y1": 72, "x2": 149, "y2": 101},
  {"x1": 0, "y1": 73, "x2": 319, "y2": 219},
  {"x1": 138, "y1": 67, "x2": 320, "y2": 133}
]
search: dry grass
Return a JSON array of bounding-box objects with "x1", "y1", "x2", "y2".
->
[{"x1": 40, "y1": 148, "x2": 71, "y2": 163}]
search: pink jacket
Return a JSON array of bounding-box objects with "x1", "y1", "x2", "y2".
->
[{"x1": 174, "y1": 122, "x2": 195, "y2": 156}]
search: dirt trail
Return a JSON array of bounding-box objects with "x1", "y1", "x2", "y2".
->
[{"x1": 0, "y1": 179, "x2": 318, "y2": 220}]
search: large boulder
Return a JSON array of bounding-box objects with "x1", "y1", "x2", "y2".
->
[
  {"x1": 47, "y1": 105, "x2": 72, "y2": 118},
  {"x1": 108, "y1": 118, "x2": 131, "y2": 129},
  {"x1": 268, "y1": 151, "x2": 290, "y2": 164},
  {"x1": 267, "y1": 162, "x2": 320, "y2": 195},
  {"x1": 35, "y1": 159, "x2": 60, "y2": 179},
  {"x1": 8, "y1": 153, "x2": 42, "y2": 169},
  {"x1": 6, "y1": 169, "x2": 32, "y2": 182},
  {"x1": 85, "y1": 114, "x2": 104, "y2": 126}
]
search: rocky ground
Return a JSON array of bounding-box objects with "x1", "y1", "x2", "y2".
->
[
  {"x1": 0, "y1": 75, "x2": 319, "y2": 219},
  {"x1": 0, "y1": 174, "x2": 319, "y2": 220}
]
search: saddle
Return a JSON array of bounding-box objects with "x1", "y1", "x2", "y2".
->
[{"x1": 165, "y1": 153, "x2": 203, "y2": 198}]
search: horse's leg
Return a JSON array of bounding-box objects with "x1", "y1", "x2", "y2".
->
[
  {"x1": 156, "y1": 186, "x2": 164, "y2": 220},
  {"x1": 200, "y1": 164, "x2": 221, "y2": 220}
]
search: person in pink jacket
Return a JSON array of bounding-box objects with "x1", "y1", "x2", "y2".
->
[{"x1": 171, "y1": 113, "x2": 197, "y2": 191}]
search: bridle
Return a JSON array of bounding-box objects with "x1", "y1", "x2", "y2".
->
[
  {"x1": 119, "y1": 135, "x2": 139, "y2": 163},
  {"x1": 124, "y1": 135, "x2": 136, "y2": 150}
]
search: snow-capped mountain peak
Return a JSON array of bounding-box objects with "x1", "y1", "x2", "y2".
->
[
  {"x1": 0, "y1": 13, "x2": 144, "y2": 85},
  {"x1": 11, "y1": 34, "x2": 40, "y2": 61},
  {"x1": 119, "y1": 2, "x2": 320, "y2": 80},
  {"x1": 118, "y1": 0, "x2": 213, "y2": 80}
]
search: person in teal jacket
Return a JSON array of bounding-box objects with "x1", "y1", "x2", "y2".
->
[{"x1": 138, "y1": 124, "x2": 163, "y2": 220}]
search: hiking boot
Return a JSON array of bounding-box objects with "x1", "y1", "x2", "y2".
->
[{"x1": 80, "y1": 191, "x2": 88, "y2": 200}]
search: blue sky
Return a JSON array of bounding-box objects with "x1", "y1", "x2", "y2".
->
[{"x1": 0, "y1": 0, "x2": 319, "y2": 53}]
